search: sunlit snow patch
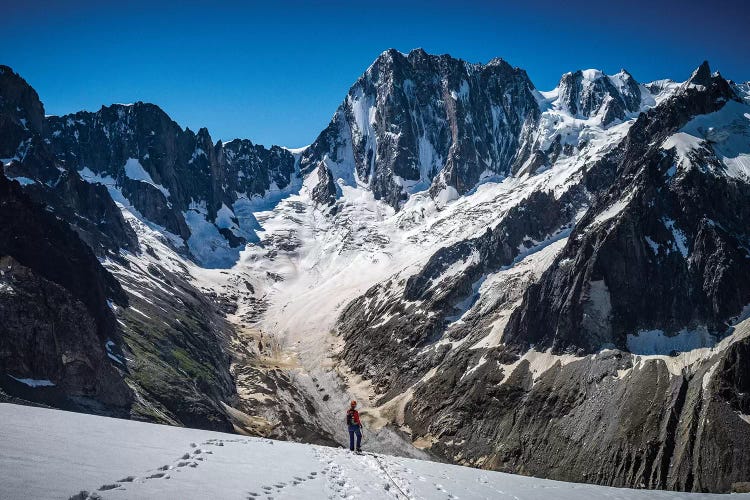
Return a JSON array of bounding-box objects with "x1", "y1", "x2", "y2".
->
[
  {"x1": 184, "y1": 202, "x2": 242, "y2": 269},
  {"x1": 662, "y1": 100, "x2": 750, "y2": 181},
  {"x1": 124, "y1": 158, "x2": 170, "y2": 198},
  {"x1": 626, "y1": 327, "x2": 716, "y2": 355},
  {"x1": 7, "y1": 375, "x2": 55, "y2": 387}
]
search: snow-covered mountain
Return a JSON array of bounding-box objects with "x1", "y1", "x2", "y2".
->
[
  {"x1": 45, "y1": 103, "x2": 298, "y2": 267},
  {"x1": 323, "y1": 62, "x2": 750, "y2": 492},
  {"x1": 2, "y1": 51, "x2": 750, "y2": 494},
  {"x1": 299, "y1": 49, "x2": 540, "y2": 208}
]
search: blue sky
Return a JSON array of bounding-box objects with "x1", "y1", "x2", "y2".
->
[{"x1": 3, "y1": 0, "x2": 748, "y2": 147}]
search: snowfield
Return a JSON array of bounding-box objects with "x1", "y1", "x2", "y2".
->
[{"x1": 0, "y1": 404, "x2": 743, "y2": 500}]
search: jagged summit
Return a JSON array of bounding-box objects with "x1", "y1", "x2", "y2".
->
[
  {"x1": 44, "y1": 103, "x2": 297, "y2": 266},
  {"x1": 0, "y1": 64, "x2": 45, "y2": 135},
  {"x1": 297, "y1": 49, "x2": 677, "y2": 211},
  {"x1": 300, "y1": 48, "x2": 539, "y2": 208},
  {"x1": 553, "y1": 67, "x2": 642, "y2": 124},
  {"x1": 376, "y1": 47, "x2": 517, "y2": 67},
  {"x1": 688, "y1": 60, "x2": 713, "y2": 86}
]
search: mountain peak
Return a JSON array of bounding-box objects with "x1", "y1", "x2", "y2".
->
[
  {"x1": 301, "y1": 48, "x2": 540, "y2": 209},
  {"x1": 555, "y1": 67, "x2": 642, "y2": 124},
  {"x1": 0, "y1": 64, "x2": 45, "y2": 137},
  {"x1": 680, "y1": 60, "x2": 739, "y2": 103},
  {"x1": 615, "y1": 68, "x2": 635, "y2": 80},
  {"x1": 580, "y1": 68, "x2": 605, "y2": 81},
  {"x1": 486, "y1": 56, "x2": 508, "y2": 67},
  {"x1": 687, "y1": 60, "x2": 712, "y2": 87},
  {"x1": 375, "y1": 48, "x2": 406, "y2": 64}
]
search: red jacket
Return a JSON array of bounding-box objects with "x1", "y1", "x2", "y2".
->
[{"x1": 347, "y1": 408, "x2": 361, "y2": 426}]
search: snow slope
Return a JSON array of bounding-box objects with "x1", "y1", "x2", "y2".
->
[
  {"x1": 0, "y1": 403, "x2": 740, "y2": 500},
  {"x1": 661, "y1": 99, "x2": 750, "y2": 181}
]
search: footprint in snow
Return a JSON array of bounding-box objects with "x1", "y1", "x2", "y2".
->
[
  {"x1": 97, "y1": 484, "x2": 120, "y2": 491},
  {"x1": 81, "y1": 437, "x2": 220, "y2": 498},
  {"x1": 68, "y1": 491, "x2": 103, "y2": 500}
]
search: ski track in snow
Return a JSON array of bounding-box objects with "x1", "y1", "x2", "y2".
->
[{"x1": 0, "y1": 404, "x2": 742, "y2": 500}]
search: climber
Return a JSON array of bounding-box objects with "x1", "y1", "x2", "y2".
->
[{"x1": 346, "y1": 400, "x2": 363, "y2": 452}]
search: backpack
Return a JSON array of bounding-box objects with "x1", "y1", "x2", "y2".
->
[{"x1": 346, "y1": 409, "x2": 355, "y2": 426}]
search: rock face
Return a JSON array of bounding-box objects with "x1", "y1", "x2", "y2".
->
[
  {"x1": 299, "y1": 49, "x2": 656, "y2": 211},
  {"x1": 504, "y1": 63, "x2": 750, "y2": 353},
  {"x1": 45, "y1": 103, "x2": 297, "y2": 265},
  {"x1": 0, "y1": 171, "x2": 132, "y2": 413},
  {"x1": 103, "y1": 230, "x2": 238, "y2": 431},
  {"x1": 406, "y1": 326, "x2": 750, "y2": 493},
  {"x1": 300, "y1": 48, "x2": 541, "y2": 208},
  {"x1": 0, "y1": 69, "x2": 139, "y2": 412},
  {"x1": 29, "y1": 170, "x2": 140, "y2": 256}
]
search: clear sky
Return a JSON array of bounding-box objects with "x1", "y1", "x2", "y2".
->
[{"x1": 3, "y1": 0, "x2": 748, "y2": 147}]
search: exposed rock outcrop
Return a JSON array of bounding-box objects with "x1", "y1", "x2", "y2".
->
[{"x1": 0, "y1": 171, "x2": 131, "y2": 413}]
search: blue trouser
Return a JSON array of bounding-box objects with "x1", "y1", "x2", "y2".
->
[{"x1": 348, "y1": 424, "x2": 362, "y2": 450}]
